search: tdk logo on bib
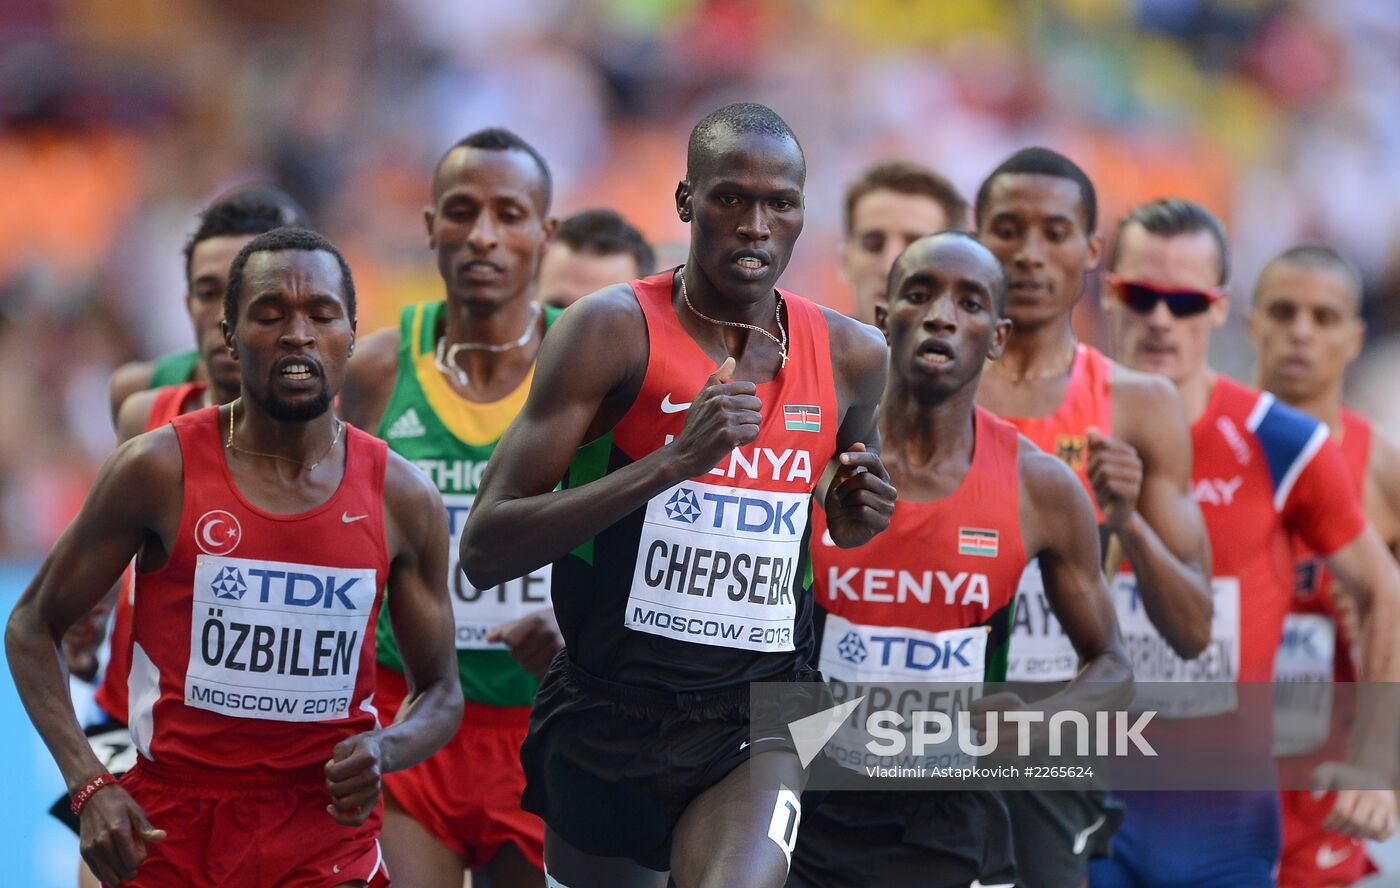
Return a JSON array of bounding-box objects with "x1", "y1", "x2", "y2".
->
[
  {"x1": 837, "y1": 631, "x2": 868, "y2": 665},
  {"x1": 665, "y1": 488, "x2": 702, "y2": 523},
  {"x1": 210, "y1": 566, "x2": 248, "y2": 601}
]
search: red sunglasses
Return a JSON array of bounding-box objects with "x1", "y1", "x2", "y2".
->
[{"x1": 1108, "y1": 275, "x2": 1222, "y2": 317}]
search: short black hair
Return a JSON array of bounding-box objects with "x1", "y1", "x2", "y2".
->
[
  {"x1": 1257, "y1": 244, "x2": 1362, "y2": 312},
  {"x1": 555, "y1": 208, "x2": 655, "y2": 275},
  {"x1": 686, "y1": 102, "x2": 804, "y2": 184},
  {"x1": 889, "y1": 229, "x2": 1009, "y2": 314},
  {"x1": 434, "y1": 127, "x2": 552, "y2": 212},
  {"x1": 844, "y1": 160, "x2": 969, "y2": 233},
  {"x1": 183, "y1": 184, "x2": 309, "y2": 282},
  {"x1": 974, "y1": 147, "x2": 1097, "y2": 232},
  {"x1": 224, "y1": 227, "x2": 355, "y2": 329},
  {"x1": 1109, "y1": 198, "x2": 1230, "y2": 285}
]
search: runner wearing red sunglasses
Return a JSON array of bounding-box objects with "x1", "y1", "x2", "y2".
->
[{"x1": 1091, "y1": 198, "x2": 1400, "y2": 888}]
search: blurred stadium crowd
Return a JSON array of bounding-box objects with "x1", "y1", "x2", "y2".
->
[{"x1": 2, "y1": 0, "x2": 1400, "y2": 556}]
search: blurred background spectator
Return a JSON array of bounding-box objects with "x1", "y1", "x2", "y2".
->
[{"x1": 2, "y1": 0, "x2": 1399, "y2": 558}]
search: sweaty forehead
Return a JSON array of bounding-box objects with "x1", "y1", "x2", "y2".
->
[
  {"x1": 694, "y1": 130, "x2": 805, "y2": 189},
  {"x1": 243, "y1": 249, "x2": 345, "y2": 302},
  {"x1": 983, "y1": 173, "x2": 1086, "y2": 228},
  {"x1": 433, "y1": 146, "x2": 547, "y2": 211}
]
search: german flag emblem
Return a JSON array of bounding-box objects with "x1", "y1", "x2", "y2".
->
[
  {"x1": 784, "y1": 405, "x2": 821, "y2": 432},
  {"x1": 958, "y1": 527, "x2": 999, "y2": 558}
]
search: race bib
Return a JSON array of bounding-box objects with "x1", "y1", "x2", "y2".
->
[
  {"x1": 1115, "y1": 575, "x2": 1241, "y2": 717},
  {"x1": 625, "y1": 481, "x2": 806, "y2": 651},
  {"x1": 1006, "y1": 559, "x2": 1079, "y2": 682},
  {"x1": 187, "y1": 555, "x2": 377, "y2": 722},
  {"x1": 444, "y1": 493, "x2": 551, "y2": 649},
  {"x1": 819, "y1": 614, "x2": 986, "y2": 771},
  {"x1": 1272, "y1": 613, "x2": 1336, "y2": 756}
]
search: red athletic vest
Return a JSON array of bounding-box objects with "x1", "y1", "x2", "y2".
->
[
  {"x1": 1284, "y1": 408, "x2": 1372, "y2": 682},
  {"x1": 95, "y1": 382, "x2": 207, "y2": 722},
  {"x1": 127, "y1": 407, "x2": 390, "y2": 771},
  {"x1": 997, "y1": 344, "x2": 1113, "y2": 508},
  {"x1": 552, "y1": 271, "x2": 838, "y2": 690},
  {"x1": 811, "y1": 407, "x2": 1026, "y2": 683}
]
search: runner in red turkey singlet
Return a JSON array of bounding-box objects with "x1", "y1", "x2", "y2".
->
[{"x1": 9, "y1": 228, "x2": 461, "y2": 888}]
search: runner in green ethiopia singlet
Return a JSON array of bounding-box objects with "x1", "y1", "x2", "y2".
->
[
  {"x1": 149, "y1": 348, "x2": 200, "y2": 388},
  {"x1": 374, "y1": 300, "x2": 562, "y2": 707}
]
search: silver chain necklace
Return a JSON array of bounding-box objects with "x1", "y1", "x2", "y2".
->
[
  {"x1": 434, "y1": 303, "x2": 542, "y2": 387},
  {"x1": 680, "y1": 270, "x2": 788, "y2": 368}
]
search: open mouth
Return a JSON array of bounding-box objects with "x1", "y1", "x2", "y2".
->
[
  {"x1": 275, "y1": 355, "x2": 321, "y2": 383},
  {"x1": 460, "y1": 260, "x2": 504, "y2": 283},
  {"x1": 915, "y1": 339, "x2": 955, "y2": 367},
  {"x1": 732, "y1": 251, "x2": 770, "y2": 279}
]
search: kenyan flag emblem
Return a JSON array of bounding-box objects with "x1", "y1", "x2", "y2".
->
[
  {"x1": 958, "y1": 527, "x2": 999, "y2": 558},
  {"x1": 784, "y1": 404, "x2": 821, "y2": 432}
]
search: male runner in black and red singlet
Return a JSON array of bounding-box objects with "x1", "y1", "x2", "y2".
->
[
  {"x1": 973, "y1": 147, "x2": 1213, "y2": 887},
  {"x1": 463, "y1": 103, "x2": 895, "y2": 888},
  {"x1": 787, "y1": 232, "x2": 1131, "y2": 888},
  {"x1": 1250, "y1": 245, "x2": 1400, "y2": 888},
  {"x1": 1090, "y1": 199, "x2": 1400, "y2": 888},
  {"x1": 106, "y1": 184, "x2": 308, "y2": 423},
  {"x1": 8, "y1": 228, "x2": 462, "y2": 887}
]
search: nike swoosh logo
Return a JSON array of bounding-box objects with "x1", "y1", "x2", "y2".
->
[
  {"x1": 660, "y1": 394, "x2": 692, "y2": 414},
  {"x1": 341, "y1": 513, "x2": 369, "y2": 524},
  {"x1": 1072, "y1": 813, "x2": 1108, "y2": 855},
  {"x1": 1316, "y1": 843, "x2": 1352, "y2": 869},
  {"x1": 740, "y1": 737, "x2": 786, "y2": 751}
]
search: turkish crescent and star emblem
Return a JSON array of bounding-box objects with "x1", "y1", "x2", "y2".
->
[{"x1": 195, "y1": 509, "x2": 242, "y2": 556}]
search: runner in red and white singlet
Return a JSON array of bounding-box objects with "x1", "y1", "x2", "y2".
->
[
  {"x1": 1249, "y1": 245, "x2": 1400, "y2": 888},
  {"x1": 9, "y1": 228, "x2": 461, "y2": 888},
  {"x1": 785, "y1": 233, "x2": 1129, "y2": 888},
  {"x1": 1090, "y1": 200, "x2": 1400, "y2": 888},
  {"x1": 973, "y1": 148, "x2": 1211, "y2": 888}
]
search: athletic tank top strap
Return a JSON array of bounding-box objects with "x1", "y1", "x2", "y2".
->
[
  {"x1": 1340, "y1": 408, "x2": 1372, "y2": 491},
  {"x1": 148, "y1": 382, "x2": 207, "y2": 430},
  {"x1": 149, "y1": 348, "x2": 200, "y2": 388}
]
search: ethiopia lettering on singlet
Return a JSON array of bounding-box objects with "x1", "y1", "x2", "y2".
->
[
  {"x1": 188, "y1": 555, "x2": 376, "y2": 721},
  {"x1": 416, "y1": 458, "x2": 552, "y2": 650},
  {"x1": 627, "y1": 473, "x2": 809, "y2": 652}
]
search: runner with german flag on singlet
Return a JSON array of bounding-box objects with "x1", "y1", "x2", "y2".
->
[{"x1": 972, "y1": 148, "x2": 1213, "y2": 888}]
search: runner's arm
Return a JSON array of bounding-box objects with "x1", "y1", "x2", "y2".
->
[
  {"x1": 5, "y1": 431, "x2": 178, "y2": 793},
  {"x1": 1367, "y1": 433, "x2": 1400, "y2": 560},
  {"x1": 377, "y1": 452, "x2": 462, "y2": 770},
  {"x1": 463, "y1": 286, "x2": 756, "y2": 588},
  {"x1": 338, "y1": 327, "x2": 401, "y2": 433},
  {"x1": 1112, "y1": 373, "x2": 1213, "y2": 658},
  {"x1": 820, "y1": 312, "x2": 896, "y2": 549},
  {"x1": 1023, "y1": 445, "x2": 1133, "y2": 708}
]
